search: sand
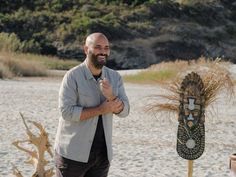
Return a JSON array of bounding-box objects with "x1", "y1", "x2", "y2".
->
[{"x1": 0, "y1": 67, "x2": 236, "y2": 177}]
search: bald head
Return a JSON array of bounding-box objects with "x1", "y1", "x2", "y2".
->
[{"x1": 85, "y1": 33, "x2": 109, "y2": 47}]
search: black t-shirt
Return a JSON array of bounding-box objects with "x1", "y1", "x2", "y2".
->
[{"x1": 90, "y1": 74, "x2": 107, "y2": 154}]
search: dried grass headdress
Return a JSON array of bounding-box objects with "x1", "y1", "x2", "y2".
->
[{"x1": 147, "y1": 58, "x2": 234, "y2": 117}]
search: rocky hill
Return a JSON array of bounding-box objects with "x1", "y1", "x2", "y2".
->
[
  {"x1": 1, "y1": 0, "x2": 236, "y2": 69},
  {"x1": 107, "y1": 0, "x2": 236, "y2": 69}
]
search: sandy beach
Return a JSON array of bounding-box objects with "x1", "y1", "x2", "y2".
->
[{"x1": 1, "y1": 67, "x2": 236, "y2": 177}]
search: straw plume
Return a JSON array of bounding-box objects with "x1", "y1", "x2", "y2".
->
[{"x1": 147, "y1": 58, "x2": 234, "y2": 117}]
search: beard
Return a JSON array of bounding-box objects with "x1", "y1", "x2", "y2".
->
[{"x1": 89, "y1": 51, "x2": 108, "y2": 69}]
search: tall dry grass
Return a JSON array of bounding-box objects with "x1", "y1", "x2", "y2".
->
[
  {"x1": 125, "y1": 57, "x2": 235, "y2": 85},
  {"x1": 123, "y1": 69, "x2": 177, "y2": 84},
  {"x1": 14, "y1": 53, "x2": 80, "y2": 70},
  {"x1": 0, "y1": 52, "x2": 48, "y2": 79},
  {"x1": 0, "y1": 51, "x2": 81, "y2": 79},
  {"x1": 123, "y1": 60, "x2": 188, "y2": 84}
]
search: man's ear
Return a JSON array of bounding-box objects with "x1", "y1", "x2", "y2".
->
[{"x1": 84, "y1": 45, "x2": 88, "y2": 55}]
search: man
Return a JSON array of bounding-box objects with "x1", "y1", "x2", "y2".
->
[{"x1": 54, "y1": 32, "x2": 130, "y2": 177}]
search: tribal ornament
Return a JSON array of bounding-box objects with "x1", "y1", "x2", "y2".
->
[{"x1": 177, "y1": 72, "x2": 205, "y2": 160}]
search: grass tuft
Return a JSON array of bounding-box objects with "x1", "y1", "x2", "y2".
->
[{"x1": 0, "y1": 62, "x2": 13, "y2": 79}]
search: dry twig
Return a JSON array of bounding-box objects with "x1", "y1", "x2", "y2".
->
[{"x1": 12, "y1": 113, "x2": 54, "y2": 177}]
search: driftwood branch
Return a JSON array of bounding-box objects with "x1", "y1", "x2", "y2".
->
[
  {"x1": 12, "y1": 163, "x2": 24, "y2": 177},
  {"x1": 12, "y1": 113, "x2": 54, "y2": 177}
]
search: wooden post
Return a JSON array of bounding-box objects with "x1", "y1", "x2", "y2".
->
[{"x1": 188, "y1": 160, "x2": 193, "y2": 177}]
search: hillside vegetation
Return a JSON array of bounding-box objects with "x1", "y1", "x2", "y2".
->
[
  {"x1": 1, "y1": 0, "x2": 236, "y2": 69},
  {"x1": 0, "y1": 0, "x2": 163, "y2": 55}
]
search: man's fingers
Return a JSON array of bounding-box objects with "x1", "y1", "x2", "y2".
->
[
  {"x1": 100, "y1": 80, "x2": 110, "y2": 89},
  {"x1": 101, "y1": 83, "x2": 110, "y2": 89},
  {"x1": 115, "y1": 101, "x2": 123, "y2": 111},
  {"x1": 114, "y1": 104, "x2": 123, "y2": 114}
]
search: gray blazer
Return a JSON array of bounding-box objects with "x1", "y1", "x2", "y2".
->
[{"x1": 54, "y1": 61, "x2": 130, "y2": 162}]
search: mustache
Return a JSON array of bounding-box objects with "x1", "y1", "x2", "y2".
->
[{"x1": 96, "y1": 53, "x2": 108, "y2": 57}]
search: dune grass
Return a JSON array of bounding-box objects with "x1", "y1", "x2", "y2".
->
[
  {"x1": 123, "y1": 69, "x2": 177, "y2": 84},
  {"x1": 123, "y1": 58, "x2": 235, "y2": 85},
  {"x1": 13, "y1": 52, "x2": 80, "y2": 70},
  {"x1": 123, "y1": 60, "x2": 188, "y2": 84},
  {"x1": 0, "y1": 51, "x2": 80, "y2": 79}
]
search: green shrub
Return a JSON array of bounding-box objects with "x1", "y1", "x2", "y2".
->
[
  {"x1": 175, "y1": 0, "x2": 217, "y2": 5},
  {"x1": 0, "y1": 32, "x2": 21, "y2": 52},
  {"x1": 128, "y1": 21, "x2": 153, "y2": 30},
  {"x1": 20, "y1": 39, "x2": 42, "y2": 53}
]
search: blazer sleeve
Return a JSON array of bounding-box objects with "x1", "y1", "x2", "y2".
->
[
  {"x1": 58, "y1": 71, "x2": 83, "y2": 122},
  {"x1": 115, "y1": 74, "x2": 130, "y2": 118}
]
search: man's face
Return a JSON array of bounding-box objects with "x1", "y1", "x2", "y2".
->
[
  {"x1": 88, "y1": 50, "x2": 108, "y2": 69},
  {"x1": 86, "y1": 36, "x2": 110, "y2": 69}
]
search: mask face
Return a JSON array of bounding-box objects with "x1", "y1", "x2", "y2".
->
[{"x1": 177, "y1": 72, "x2": 205, "y2": 160}]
